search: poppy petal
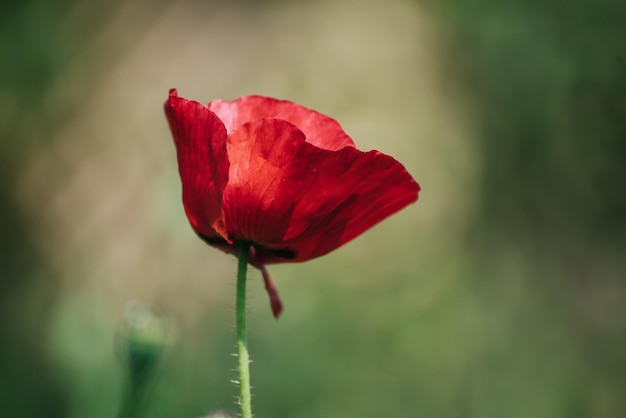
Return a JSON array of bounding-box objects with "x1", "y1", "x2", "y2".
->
[
  {"x1": 221, "y1": 117, "x2": 418, "y2": 263},
  {"x1": 208, "y1": 96, "x2": 355, "y2": 151},
  {"x1": 260, "y1": 265, "x2": 283, "y2": 319},
  {"x1": 164, "y1": 89, "x2": 230, "y2": 240},
  {"x1": 222, "y1": 118, "x2": 307, "y2": 246},
  {"x1": 279, "y1": 145, "x2": 419, "y2": 261}
]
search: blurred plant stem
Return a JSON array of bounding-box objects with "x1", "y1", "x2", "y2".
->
[
  {"x1": 236, "y1": 245, "x2": 252, "y2": 418},
  {"x1": 117, "y1": 382, "x2": 143, "y2": 418},
  {"x1": 117, "y1": 301, "x2": 166, "y2": 418}
]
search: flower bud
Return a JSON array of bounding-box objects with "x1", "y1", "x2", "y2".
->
[
  {"x1": 202, "y1": 409, "x2": 236, "y2": 418},
  {"x1": 121, "y1": 300, "x2": 167, "y2": 386}
]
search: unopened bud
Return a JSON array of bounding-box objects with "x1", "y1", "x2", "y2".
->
[
  {"x1": 202, "y1": 409, "x2": 236, "y2": 418},
  {"x1": 121, "y1": 300, "x2": 167, "y2": 385}
]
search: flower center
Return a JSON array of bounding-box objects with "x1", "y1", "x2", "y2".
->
[{"x1": 198, "y1": 234, "x2": 297, "y2": 261}]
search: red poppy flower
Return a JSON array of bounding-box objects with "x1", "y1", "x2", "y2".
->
[{"x1": 164, "y1": 89, "x2": 420, "y2": 318}]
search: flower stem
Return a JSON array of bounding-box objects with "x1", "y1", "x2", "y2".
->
[
  {"x1": 117, "y1": 382, "x2": 141, "y2": 418},
  {"x1": 236, "y1": 244, "x2": 252, "y2": 418}
]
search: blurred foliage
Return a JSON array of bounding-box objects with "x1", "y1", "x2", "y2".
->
[
  {"x1": 0, "y1": 1, "x2": 115, "y2": 416},
  {"x1": 429, "y1": 0, "x2": 626, "y2": 250},
  {"x1": 424, "y1": 0, "x2": 626, "y2": 416},
  {"x1": 1, "y1": 0, "x2": 625, "y2": 417}
]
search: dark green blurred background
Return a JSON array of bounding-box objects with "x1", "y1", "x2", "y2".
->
[{"x1": 2, "y1": 0, "x2": 625, "y2": 417}]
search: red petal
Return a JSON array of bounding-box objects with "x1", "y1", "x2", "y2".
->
[
  {"x1": 279, "y1": 145, "x2": 419, "y2": 261},
  {"x1": 222, "y1": 119, "x2": 306, "y2": 245},
  {"x1": 208, "y1": 95, "x2": 355, "y2": 151},
  {"x1": 164, "y1": 89, "x2": 230, "y2": 240},
  {"x1": 220, "y1": 117, "x2": 419, "y2": 263},
  {"x1": 260, "y1": 265, "x2": 283, "y2": 319}
]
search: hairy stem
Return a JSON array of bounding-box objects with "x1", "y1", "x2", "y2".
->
[{"x1": 236, "y1": 244, "x2": 252, "y2": 418}]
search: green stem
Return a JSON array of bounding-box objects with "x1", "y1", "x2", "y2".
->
[
  {"x1": 236, "y1": 244, "x2": 252, "y2": 418},
  {"x1": 117, "y1": 380, "x2": 142, "y2": 418}
]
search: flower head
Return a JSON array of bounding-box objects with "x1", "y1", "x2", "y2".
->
[{"x1": 165, "y1": 89, "x2": 420, "y2": 317}]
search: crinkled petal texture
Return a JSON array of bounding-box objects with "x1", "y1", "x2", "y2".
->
[
  {"x1": 165, "y1": 89, "x2": 420, "y2": 265},
  {"x1": 165, "y1": 90, "x2": 229, "y2": 241},
  {"x1": 208, "y1": 95, "x2": 355, "y2": 151}
]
